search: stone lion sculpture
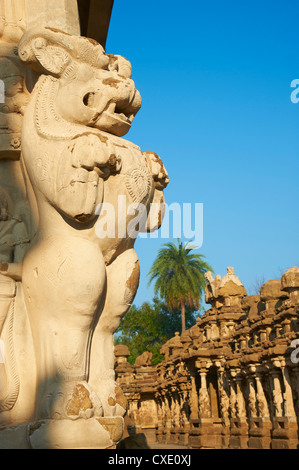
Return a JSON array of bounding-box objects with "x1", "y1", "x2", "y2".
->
[
  {"x1": 134, "y1": 351, "x2": 153, "y2": 367},
  {"x1": 0, "y1": 27, "x2": 168, "y2": 449}
]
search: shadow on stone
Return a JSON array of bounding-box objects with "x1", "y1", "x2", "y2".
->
[{"x1": 116, "y1": 424, "x2": 150, "y2": 450}]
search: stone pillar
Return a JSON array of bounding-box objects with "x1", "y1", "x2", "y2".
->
[
  {"x1": 228, "y1": 377, "x2": 237, "y2": 419},
  {"x1": 235, "y1": 374, "x2": 246, "y2": 419},
  {"x1": 163, "y1": 391, "x2": 172, "y2": 443},
  {"x1": 259, "y1": 329, "x2": 267, "y2": 343},
  {"x1": 189, "y1": 363, "x2": 212, "y2": 448},
  {"x1": 155, "y1": 393, "x2": 163, "y2": 443},
  {"x1": 169, "y1": 387, "x2": 180, "y2": 443},
  {"x1": 270, "y1": 366, "x2": 283, "y2": 418},
  {"x1": 255, "y1": 372, "x2": 270, "y2": 418},
  {"x1": 247, "y1": 373, "x2": 257, "y2": 419},
  {"x1": 0, "y1": 0, "x2": 169, "y2": 449},
  {"x1": 188, "y1": 366, "x2": 202, "y2": 446},
  {"x1": 128, "y1": 396, "x2": 141, "y2": 430},
  {"x1": 280, "y1": 361, "x2": 296, "y2": 418},
  {"x1": 270, "y1": 361, "x2": 298, "y2": 448},
  {"x1": 205, "y1": 324, "x2": 211, "y2": 341},
  {"x1": 189, "y1": 363, "x2": 223, "y2": 449},
  {"x1": 190, "y1": 369, "x2": 199, "y2": 420},
  {"x1": 177, "y1": 384, "x2": 190, "y2": 445},
  {"x1": 217, "y1": 366, "x2": 230, "y2": 448},
  {"x1": 198, "y1": 368, "x2": 211, "y2": 419},
  {"x1": 247, "y1": 366, "x2": 272, "y2": 449},
  {"x1": 292, "y1": 366, "x2": 299, "y2": 418},
  {"x1": 158, "y1": 391, "x2": 168, "y2": 443},
  {"x1": 229, "y1": 370, "x2": 248, "y2": 448},
  {"x1": 280, "y1": 360, "x2": 298, "y2": 449}
]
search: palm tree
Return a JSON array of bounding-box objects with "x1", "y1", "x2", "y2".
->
[{"x1": 148, "y1": 239, "x2": 213, "y2": 333}]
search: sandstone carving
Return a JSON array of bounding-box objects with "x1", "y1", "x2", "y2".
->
[
  {"x1": 116, "y1": 266, "x2": 299, "y2": 449},
  {"x1": 0, "y1": 5, "x2": 168, "y2": 449},
  {"x1": 135, "y1": 351, "x2": 153, "y2": 367}
]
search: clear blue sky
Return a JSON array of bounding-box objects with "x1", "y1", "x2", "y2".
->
[{"x1": 106, "y1": 0, "x2": 299, "y2": 308}]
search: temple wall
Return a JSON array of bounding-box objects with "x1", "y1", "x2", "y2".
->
[{"x1": 115, "y1": 266, "x2": 299, "y2": 449}]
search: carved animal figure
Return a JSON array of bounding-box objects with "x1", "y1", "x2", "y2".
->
[
  {"x1": 134, "y1": 351, "x2": 153, "y2": 367},
  {"x1": 0, "y1": 26, "x2": 168, "y2": 440}
]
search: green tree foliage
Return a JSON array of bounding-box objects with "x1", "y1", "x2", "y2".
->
[
  {"x1": 114, "y1": 297, "x2": 200, "y2": 365},
  {"x1": 148, "y1": 239, "x2": 213, "y2": 333}
]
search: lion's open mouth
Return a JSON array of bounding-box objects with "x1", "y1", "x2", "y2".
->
[
  {"x1": 93, "y1": 101, "x2": 134, "y2": 136},
  {"x1": 83, "y1": 91, "x2": 139, "y2": 136},
  {"x1": 108, "y1": 102, "x2": 135, "y2": 123}
]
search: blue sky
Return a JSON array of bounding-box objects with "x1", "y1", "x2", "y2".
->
[{"x1": 106, "y1": 0, "x2": 299, "y2": 308}]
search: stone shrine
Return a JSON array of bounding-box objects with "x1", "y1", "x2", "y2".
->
[{"x1": 115, "y1": 267, "x2": 299, "y2": 449}]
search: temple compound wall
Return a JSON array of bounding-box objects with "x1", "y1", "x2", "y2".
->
[{"x1": 115, "y1": 266, "x2": 299, "y2": 449}]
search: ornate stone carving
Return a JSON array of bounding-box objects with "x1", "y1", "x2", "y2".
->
[
  {"x1": 116, "y1": 266, "x2": 299, "y2": 449},
  {"x1": 0, "y1": 17, "x2": 168, "y2": 448}
]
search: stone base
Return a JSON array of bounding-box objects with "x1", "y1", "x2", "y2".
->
[
  {"x1": 155, "y1": 428, "x2": 163, "y2": 443},
  {"x1": 177, "y1": 426, "x2": 190, "y2": 445},
  {"x1": 189, "y1": 418, "x2": 226, "y2": 449},
  {"x1": 271, "y1": 417, "x2": 298, "y2": 449},
  {"x1": 169, "y1": 426, "x2": 179, "y2": 444},
  {"x1": 248, "y1": 418, "x2": 272, "y2": 449},
  {"x1": 161, "y1": 428, "x2": 171, "y2": 443},
  {"x1": 220, "y1": 420, "x2": 230, "y2": 448},
  {"x1": 0, "y1": 416, "x2": 124, "y2": 449},
  {"x1": 141, "y1": 426, "x2": 157, "y2": 444},
  {"x1": 229, "y1": 418, "x2": 248, "y2": 449}
]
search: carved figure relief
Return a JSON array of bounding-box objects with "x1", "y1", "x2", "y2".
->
[{"x1": 0, "y1": 24, "x2": 168, "y2": 449}]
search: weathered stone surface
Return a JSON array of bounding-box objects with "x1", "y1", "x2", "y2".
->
[
  {"x1": 135, "y1": 351, "x2": 153, "y2": 366},
  {"x1": 116, "y1": 266, "x2": 299, "y2": 449},
  {"x1": 0, "y1": 1, "x2": 168, "y2": 449},
  {"x1": 281, "y1": 266, "x2": 299, "y2": 290},
  {"x1": 25, "y1": 0, "x2": 80, "y2": 35},
  {"x1": 260, "y1": 279, "x2": 286, "y2": 301}
]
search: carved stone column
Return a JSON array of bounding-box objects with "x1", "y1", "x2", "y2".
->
[
  {"x1": 270, "y1": 366, "x2": 283, "y2": 418},
  {"x1": 128, "y1": 395, "x2": 141, "y2": 429},
  {"x1": 0, "y1": 0, "x2": 169, "y2": 449},
  {"x1": 188, "y1": 361, "x2": 219, "y2": 449},
  {"x1": 247, "y1": 373, "x2": 257, "y2": 419},
  {"x1": 229, "y1": 370, "x2": 248, "y2": 449},
  {"x1": 292, "y1": 366, "x2": 299, "y2": 418},
  {"x1": 198, "y1": 368, "x2": 211, "y2": 419},
  {"x1": 270, "y1": 360, "x2": 298, "y2": 448},
  {"x1": 247, "y1": 366, "x2": 272, "y2": 449},
  {"x1": 163, "y1": 390, "x2": 172, "y2": 443},
  {"x1": 217, "y1": 366, "x2": 230, "y2": 422},
  {"x1": 280, "y1": 360, "x2": 296, "y2": 418},
  {"x1": 235, "y1": 374, "x2": 246, "y2": 419},
  {"x1": 216, "y1": 365, "x2": 230, "y2": 448},
  {"x1": 189, "y1": 368, "x2": 199, "y2": 420},
  {"x1": 169, "y1": 387, "x2": 180, "y2": 443},
  {"x1": 177, "y1": 383, "x2": 191, "y2": 445},
  {"x1": 189, "y1": 363, "x2": 208, "y2": 448},
  {"x1": 158, "y1": 391, "x2": 168, "y2": 443},
  {"x1": 228, "y1": 377, "x2": 237, "y2": 419},
  {"x1": 255, "y1": 372, "x2": 270, "y2": 418},
  {"x1": 154, "y1": 393, "x2": 163, "y2": 443},
  {"x1": 279, "y1": 360, "x2": 298, "y2": 449}
]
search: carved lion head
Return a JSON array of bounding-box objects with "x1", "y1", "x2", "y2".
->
[{"x1": 18, "y1": 27, "x2": 141, "y2": 137}]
